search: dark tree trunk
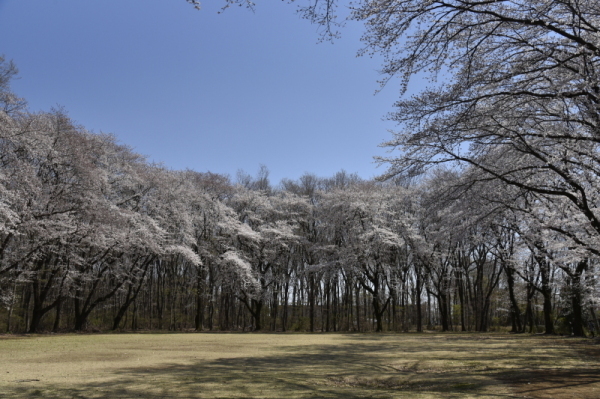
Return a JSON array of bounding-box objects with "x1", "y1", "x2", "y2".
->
[
  {"x1": 29, "y1": 298, "x2": 60, "y2": 333},
  {"x1": 113, "y1": 267, "x2": 148, "y2": 332},
  {"x1": 571, "y1": 285, "x2": 585, "y2": 337},
  {"x1": 505, "y1": 265, "x2": 522, "y2": 333},
  {"x1": 455, "y1": 270, "x2": 466, "y2": 332},
  {"x1": 426, "y1": 289, "x2": 432, "y2": 329},
  {"x1": 372, "y1": 296, "x2": 391, "y2": 332},
  {"x1": 195, "y1": 268, "x2": 205, "y2": 331},
  {"x1": 74, "y1": 277, "x2": 126, "y2": 331},
  {"x1": 5, "y1": 281, "x2": 17, "y2": 333},
  {"x1": 28, "y1": 259, "x2": 62, "y2": 333},
  {"x1": 271, "y1": 286, "x2": 278, "y2": 331},
  {"x1": 52, "y1": 296, "x2": 62, "y2": 333},
  {"x1": 569, "y1": 261, "x2": 588, "y2": 337},
  {"x1": 416, "y1": 271, "x2": 423, "y2": 333},
  {"x1": 309, "y1": 275, "x2": 316, "y2": 332},
  {"x1": 74, "y1": 298, "x2": 91, "y2": 331},
  {"x1": 532, "y1": 244, "x2": 554, "y2": 334},
  {"x1": 28, "y1": 308, "x2": 46, "y2": 333},
  {"x1": 282, "y1": 281, "x2": 290, "y2": 332},
  {"x1": 522, "y1": 278, "x2": 536, "y2": 333},
  {"x1": 541, "y1": 288, "x2": 554, "y2": 335},
  {"x1": 252, "y1": 299, "x2": 263, "y2": 331},
  {"x1": 239, "y1": 295, "x2": 263, "y2": 331},
  {"x1": 355, "y1": 285, "x2": 361, "y2": 331},
  {"x1": 540, "y1": 267, "x2": 554, "y2": 335},
  {"x1": 438, "y1": 292, "x2": 450, "y2": 332},
  {"x1": 373, "y1": 297, "x2": 383, "y2": 332},
  {"x1": 325, "y1": 280, "x2": 331, "y2": 332}
]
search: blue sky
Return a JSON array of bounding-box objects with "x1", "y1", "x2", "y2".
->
[{"x1": 0, "y1": 0, "x2": 409, "y2": 184}]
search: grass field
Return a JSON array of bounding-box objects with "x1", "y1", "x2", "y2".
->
[{"x1": 0, "y1": 332, "x2": 599, "y2": 398}]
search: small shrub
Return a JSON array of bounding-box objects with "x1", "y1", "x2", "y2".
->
[{"x1": 291, "y1": 317, "x2": 310, "y2": 332}]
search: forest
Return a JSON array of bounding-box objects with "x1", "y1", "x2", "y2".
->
[{"x1": 1, "y1": 0, "x2": 600, "y2": 337}]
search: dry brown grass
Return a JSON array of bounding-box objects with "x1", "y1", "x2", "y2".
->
[{"x1": 0, "y1": 332, "x2": 599, "y2": 398}]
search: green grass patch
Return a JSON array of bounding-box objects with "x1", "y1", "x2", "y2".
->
[{"x1": 0, "y1": 332, "x2": 598, "y2": 398}]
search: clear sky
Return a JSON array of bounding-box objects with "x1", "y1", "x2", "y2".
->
[{"x1": 0, "y1": 0, "x2": 409, "y2": 185}]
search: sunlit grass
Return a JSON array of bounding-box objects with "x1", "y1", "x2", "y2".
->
[{"x1": 0, "y1": 332, "x2": 598, "y2": 398}]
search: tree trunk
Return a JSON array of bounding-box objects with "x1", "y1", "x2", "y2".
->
[
  {"x1": 456, "y1": 270, "x2": 466, "y2": 332},
  {"x1": 52, "y1": 296, "x2": 62, "y2": 332},
  {"x1": 195, "y1": 268, "x2": 204, "y2": 331},
  {"x1": 571, "y1": 286, "x2": 585, "y2": 337},
  {"x1": 426, "y1": 289, "x2": 432, "y2": 329},
  {"x1": 541, "y1": 288, "x2": 554, "y2": 335},
  {"x1": 74, "y1": 303, "x2": 91, "y2": 331},
  {"x1": 505, "y1": 265, "x2": 522, "y2": 333},
  {"x1": 532, "y1": 245, "x2": 554, "y2": 334},
  {"x1": 252, "y1": 299, "x2": 263, "y2": 331},
  {"x1": 325, "y1": 280, "x2": 331, "y2": 332},
  {"x1": 355, "y1": 285, "x2": 361, "y2": 331},
  {"x1": 540, "y1": 269, "x2": 554, "y2": 335},
  {"x1": 282, "y1": 281, "x2": 290, "y2": 332},
  {"x1": 416, "y1": 271, "x2": 423, "y2": 333},
  {"x1": 372, "y1": 296, "x2": 391, "y2": 333},
  {"x1": 438, "y1": 292, "x2": 450, "y2": 332},
  {"x1": 309, "y1": 275, "x2": 316, "y2": 332},
  {"x1": 112, "y1": 286, "x2": 132, "y2": 330},
  {"x1": 569, "y1": 261, "x2": 588, "y2": 337},
  {"x1": 5, "y1": 281, "x2": 17, "y2": 333},
  {"x1": 271, "y1": 287, "x2": 278, "y2": 331}
]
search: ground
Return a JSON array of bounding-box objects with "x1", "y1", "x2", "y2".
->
[{"x1": 0, "y1": 332, "x2": 599, "y2": 398}]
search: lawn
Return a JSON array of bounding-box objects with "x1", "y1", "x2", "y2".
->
[{"x1": 0, "y1": 332, "x2": 599, "y2": 398}]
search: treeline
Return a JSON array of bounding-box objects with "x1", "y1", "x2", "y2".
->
[{"x1": 0, "y1": 57, "x2": 598, "y2": 335}]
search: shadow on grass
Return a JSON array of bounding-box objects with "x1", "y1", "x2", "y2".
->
[
  {"x1": 3, "y1": 335, "x2": 600, "y2": 398},
  {"x1": 496, "y1": 368, "x2": 600, "y2": 398}
]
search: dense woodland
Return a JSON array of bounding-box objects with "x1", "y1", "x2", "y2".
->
[{"x1": 2, "y1": 0, "x2": 600, "y2": 336}]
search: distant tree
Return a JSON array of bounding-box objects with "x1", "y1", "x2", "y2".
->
[{"x1": 319, "y1": 182, "x2": 406, "y2": 332}]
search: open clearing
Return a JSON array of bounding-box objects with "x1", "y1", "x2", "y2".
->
[{"x1": 0, "y1": 333, "x2": 599, "y2": 398}]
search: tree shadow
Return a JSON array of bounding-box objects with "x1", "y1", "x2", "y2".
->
[{"x1": 496, "y1": 368, "x2": 600, "y2": 398}]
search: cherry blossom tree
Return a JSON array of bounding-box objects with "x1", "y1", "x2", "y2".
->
[
  {"x1": 357, "y1": 1, "x2": 600, "y2": 259},
  {"x1": 319, "y1": 182, "x2": 407, "y2": 332}
]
